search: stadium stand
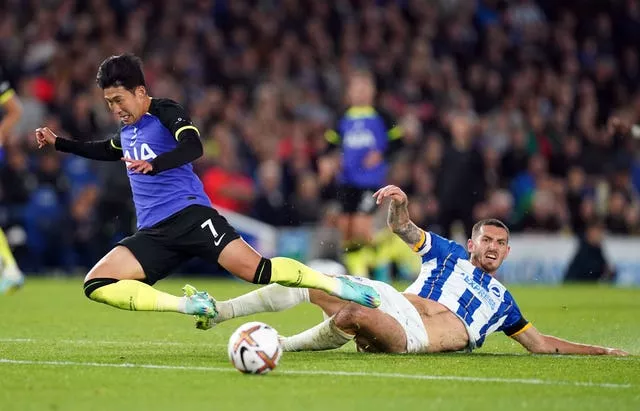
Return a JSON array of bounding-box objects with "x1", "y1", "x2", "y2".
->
[{"x1": 0, "y1": 0, "x2": 639, "y2": 275}]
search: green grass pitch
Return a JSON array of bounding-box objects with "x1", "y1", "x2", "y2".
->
[{"x1": 0, "y1": 278, "x2": 638, "y2": 411}]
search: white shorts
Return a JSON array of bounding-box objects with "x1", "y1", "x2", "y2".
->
[{"x1": 351, "y1": 277, "x2": 430, "y2": 353}]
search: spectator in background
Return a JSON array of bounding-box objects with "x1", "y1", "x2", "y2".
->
[
  {"x1": 565, "y1": 166, "x2": 590, "y2": 235},
  {"x1": 69, "y1": 184, "x2": 100, "y2": 270},
  {"x1": 510, "y1": 154, "x2": 549, "y2": 226},
  {"x1": 487, "y1": 189, "x2": 515, "y2": 226},
  {"x1": 290, "y1": 171, "x2": 321, "y2": 226},
  {"x1": 35, "y1": 150, "x2": 70, "y2": 202},
  {"x1": 517, "y1": 189, "x2": 563, "y2": 232},
  {"x1": 438, "y1": 114, "x2": 485, "y2": 238},
  {"x1": 565, "y1": 219, "x2": 614, "y2": 283},
  {"x1": 252, "y1": 159, "x2": 292, "y2": 226},
  {"x1": 606, "y1": 191, "x2": 631, "y2": 234},
  {"x1": 0, "y1": 146, "x2": 36, "y2": 216},
  {"x1": 202, "y1": 149, "x2": 255, "y2": 214}
]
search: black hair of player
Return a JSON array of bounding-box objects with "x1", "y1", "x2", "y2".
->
[
  {"x1": 96, "y1": 54, "x2": 146, "y2": 91},
  {"x1": 472, "y1": 218, "x2": 510, "y2": 241}
]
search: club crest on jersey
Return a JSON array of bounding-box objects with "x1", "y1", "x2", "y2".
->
[
  {"x1": 124, "y1": 143, "x2": 157, "y2": 161},
  {"x1": 489, "y1": 285, "x2": 502, "y2": 299}
]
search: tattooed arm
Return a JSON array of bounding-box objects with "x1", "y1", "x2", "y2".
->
[{"x1": 373, "y1": 185, "x2": 424, "y2": 248}]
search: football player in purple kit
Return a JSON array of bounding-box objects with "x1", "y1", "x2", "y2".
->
[{"x1": 35, "y1": 54, "x2": 380, "y2": 329}]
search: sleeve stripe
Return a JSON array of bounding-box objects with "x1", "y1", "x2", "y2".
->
[
  {"x1": 412, "y1": 230, "x2": 427, "y2": 252},
  {"x1": 387, "y1": 125, "x2": 403, "y2": 140},
  {"x1": 175, "y1": 125, "x2": 200, "y2": 141},
  {"x1": 508, "y1": 322, "x2": 532, "y2": 337},
  {"x1": 324, "y1": 129, "x2": 340, "y2": 144},
  {"x1": 110, "y1": 139, "x2": 122, "y2": 150},
  {"x1": 0, "y1": 89, "x2": 15, "y2": 105}
]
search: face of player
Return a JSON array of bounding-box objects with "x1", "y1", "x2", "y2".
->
[
  {"x1": 347, "y1": 75, "x2": 375, "y2": 107},
  {"x1": 103, "y1": 86, "x2": 149, "y2": 125},
  {"x1": 467, "y1": 225, "x2": 510, "y2": 274}
]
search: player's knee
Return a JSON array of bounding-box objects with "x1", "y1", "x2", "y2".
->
[
  {"x1": 333, "y1": 303, "x2": 367, "y2": 333},
  {"x1": 83, "y1": 278, "x2": 118, "y2": 300}
]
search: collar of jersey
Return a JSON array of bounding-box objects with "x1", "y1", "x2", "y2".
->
[{"x1": 346, "y1": 106, "x2": 376, "y2": 118}]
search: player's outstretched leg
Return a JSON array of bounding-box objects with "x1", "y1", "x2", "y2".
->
[
  {"x1": 280, "y1": 316, "x2": 355, "y2": 351},
  {"x1": 218, "y1": 239, "x2": 381, "y2": 309},
  {"x1": 82, "y1": 246, "x2": 217, "y2": 318},
  {"x1": 0, "y1": 228, "x2": 25, "y2": 295},
  {"x1": 190, "y1": 282, "x2": 349, "y2": 331},
  {"x1": 281, "y1": 302, "x2": 407, "y2": 353}
]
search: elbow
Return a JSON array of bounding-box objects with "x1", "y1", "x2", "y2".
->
[
  {"x1": 184, "y1": 134, "x2": 203, "y2": 161},
  {"x1": 193, "y1": 141, "x2": 203, "y2": 160},
  {"x1": 192, "y1": 134, "x2": 204, "y2": 160}
]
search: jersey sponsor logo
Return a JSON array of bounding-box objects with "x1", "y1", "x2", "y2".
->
[
  {"x1": 343, "y1": 121, "x2": 375, "y2": 149},
  {"x1": 124, "y1": 143, "x2": 158, "y2": 161},
  {"x1": 462, "y1": 274, "x2": 498, "y2": 310}
]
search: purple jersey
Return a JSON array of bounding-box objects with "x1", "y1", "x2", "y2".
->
[{"x1": 111, "y1": 98, "x2": 211, "y2": 229}]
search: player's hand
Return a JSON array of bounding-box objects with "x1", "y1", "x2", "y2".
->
[
  {"x1": 372, "y1": 185, "x2": 408, "y2": 206},
  {"x1": 35, "y1": 127, "x2": 57, "y2": 148},
  {"x1": 363, "y1": 150, "x2": 383, "y2": 169},
  {"x1": 122, "y1": 158, "x2": 154, "y2": 174},
  {"x1": 605, "y1": 348, "x2": 629, "y2": 356}
]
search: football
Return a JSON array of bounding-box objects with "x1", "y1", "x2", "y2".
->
[{"x1": 228, "y1": 321, "x2": 282, "y2": 374}]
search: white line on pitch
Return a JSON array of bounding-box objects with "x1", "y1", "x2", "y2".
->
[{"x1": 0, "y1": 358, "x2": 631, "y2": 389}]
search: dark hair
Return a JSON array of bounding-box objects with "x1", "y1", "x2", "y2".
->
[
  {"x1": 96, "y1": 54, "x2": 146, "y2": 90},
  {"x1": 471, "y1": 218, "x2": 510, "y2": 240}
]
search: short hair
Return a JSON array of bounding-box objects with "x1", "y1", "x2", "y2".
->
[
  {"x1": 471, "y1": 218, "x2": 510, "y2": 240},
  {"x1": 96, "y1": 54, "x2": 146, "y2": 90}
]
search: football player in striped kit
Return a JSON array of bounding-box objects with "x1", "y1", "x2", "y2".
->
[{"x1": 208, "y1": 185, "x2": 627, "y2": 356}]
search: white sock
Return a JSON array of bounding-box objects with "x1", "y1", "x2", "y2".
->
[
  {"x1": 2, "y1": 264, "x2": 23, "y2": 281},
  {"x1": 280, "y1": 317, "x2": 354, "y2": 352},
  {"x1": 215, "y1": 284, "x2": 310, "y2": 323}
]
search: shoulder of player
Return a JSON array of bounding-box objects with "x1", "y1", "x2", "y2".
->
[
  {"x1": 372, "y1": 106, "x2": 395, "y2": 121},
  {"x1": 149, "y1": 97, "x2": 186, "y2": 115},
  {"x1": 148, "y1": 98, "x2": 195, "y2": 133}
]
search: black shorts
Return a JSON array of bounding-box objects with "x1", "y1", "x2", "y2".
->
[
  {"x1": 118, "y1": 205, "x2": 240, "y2": 285},
  {"x1": 336, "y1": 185, "x2": 378, "y2": 214}
]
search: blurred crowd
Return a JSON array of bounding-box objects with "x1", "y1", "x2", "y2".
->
[{"x1": 1, "y1": 0, "x2": 640, "y2": 273}]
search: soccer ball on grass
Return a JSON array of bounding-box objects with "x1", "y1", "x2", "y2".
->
[{"x1": 228, "y1": 321, "x2": 282, "y2": 374}]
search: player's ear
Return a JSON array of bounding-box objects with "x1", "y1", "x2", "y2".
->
[
  {"x1": 467, "y1": 238, "x2": 474, "y2": 252},
  {"x1": 135, "y1": 86, "x2": 146, "y2": 98}
]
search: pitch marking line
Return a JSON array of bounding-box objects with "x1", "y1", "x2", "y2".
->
[{"x1": 0, "y1": 358, "x2": 631, "y2": 389}]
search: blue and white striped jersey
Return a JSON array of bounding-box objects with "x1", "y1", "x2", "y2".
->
[{"x1": 404, "y1": 231, "x2": 530, "y2": 350}]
